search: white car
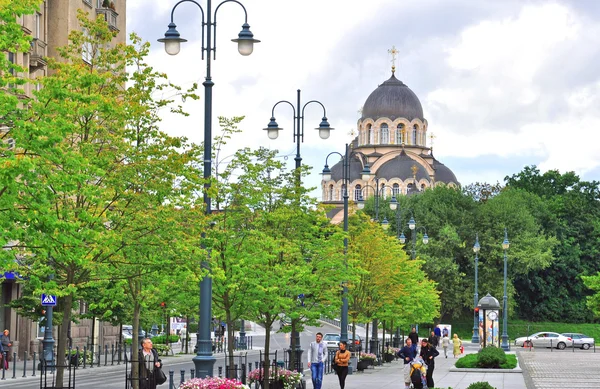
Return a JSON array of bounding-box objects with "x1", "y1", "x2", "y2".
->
[
  {"x1": 514, "y1": 331, "x2": 573, "y2": 349},
  {"x1": 323, "y1": 333, "x2": 340, "y2": 350},
  {"x1": 561, "y1": 333, "x2": 595, "y2": 350}
]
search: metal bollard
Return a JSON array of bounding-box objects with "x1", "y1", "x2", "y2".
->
[
  {"x1": 12, "y1": 352, "x2": 17, "y2": 379},
  {"x1": 168, "y1": 370, "x2": 174, "y2": 389},
  {"x1": 32, "y1": 352, "x2": 37, "y2": 377},
  {"x1": 117, "y1": 343, "x2": 121, "y2": 365},
  {"x1": 111, "y1": 344, "x2": 114, "y2": 365},
  {"x1": 105, "y1": 344, "x2": 108, "y2": 366},
  {"x1": 22, "y1": 351, "x2": 28, "y2": 377},
  {"x1": 218, "y1": 366, "x2": 223, "y2": 377},
  {"x1": 190, "y1": 368, "x2": 195, "y2": 379},
  {"x1": 97, "y1": 345, "x2": 101, "y2": 367},
  {"x1": 1, "y1": 356, "x2": 5, "y2": 380},
  {"x1": 180, "y1": 369, "x2": 185, "y2": 385},
  {"x1": 83, "y1": 346, "x2": 87, "y2": 369}
]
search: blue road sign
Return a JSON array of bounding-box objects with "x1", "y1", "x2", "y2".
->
[{"x1": 41, "y1": 294, "x2": 57, "y2": 306}]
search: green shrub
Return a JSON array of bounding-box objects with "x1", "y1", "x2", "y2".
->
[
  {"x1": 466, "y1": 382, "x2": 496, "y2": 389},
  {"x1": 152, "y1": 334, "x2": 179, "y2": 344},
  {"x1": 455, "y1": 353, "x2": 478, "y2": 368},
  {"x1": 476, "y1": 346, "x2": 507, "y2": 368}
]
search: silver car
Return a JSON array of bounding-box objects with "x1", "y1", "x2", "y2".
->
[
  {"x1": 517, "y1": 331, "x2": 573, "y2": 349},
  {"x1": 561, "y1": 333, "x2": 595, "y2": 350},
  {"x1": 323, "y1": 333, "x2": 340, "y2": 350}
]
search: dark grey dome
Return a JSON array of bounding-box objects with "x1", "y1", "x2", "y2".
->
[
  {"x1": 432, "y1": 157, "x2": 459, "y2": 185},
  {"x1": 329, "y1": 155, "x2": 365, "y2": 182},
  {"x1": 376, "y1": 151, "x2": 429, "y2": 181},
  {"x1": 362, "y1": 74, "x2": 424, "y2": 121}
]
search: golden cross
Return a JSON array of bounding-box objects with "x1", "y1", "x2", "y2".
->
[
  {"x1": 348, "y1": 129, "x2": 357, "y2": 137},
  {"x1": 388, "y1": 45, "x2": 399, "y2": 75},
  {"x1": 429, "y1": 132, "x2": 436, "y2": 149},
  {"x1": 411, "y1": 164, "x2": 418, "y2": 178}
]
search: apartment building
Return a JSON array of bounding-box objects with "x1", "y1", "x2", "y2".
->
[{"x1": 1, "y1": 0, "x2": 127, "y2": 360}]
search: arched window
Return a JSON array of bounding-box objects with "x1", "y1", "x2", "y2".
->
[
  {"x1": 354, "y1": 184, "x2": 362, "y2": 201},
  {"x1": 412, "y1": 125, "x2": 418, "y2": 145},
  {"x1": 407, "y1": 183, "x2": 414, "y2": 194},
  {"x1": 368, "y1": 124, "x2": 374, "y2": 144},
  {"x1": 396, "y1": 124, "x2": 404, "y2": 144},
  {"x1": 329, "y1": 184, "x2": 334, "y2": 201},
  {"x1": 393, "y1": 183, "x2": 400, "y2": 197},
  {"x1": 421, "y1": 183, "x2": 426, "y2": 191},
  {"x1": 341, "y1": 184, "x2": 346, "y2": 201},
  {"x1": 380, "y1": 124, "x2": 389, "y2": 144}
]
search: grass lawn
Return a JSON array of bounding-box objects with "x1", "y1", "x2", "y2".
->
[{"x1": 455, "y1": 353, "x2": 518, "y2": 369}]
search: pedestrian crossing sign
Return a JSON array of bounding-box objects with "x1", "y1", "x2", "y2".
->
[{"x1": 41, "y1": 294, "x2": 57, "y2": 306}]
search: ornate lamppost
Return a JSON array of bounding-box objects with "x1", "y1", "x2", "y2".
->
[
  {"x1": 501, "y1": 228, "x2": 510, "y2": 351},
  {"x1": 471, "y1": 234, "x2": 480, "y2": 344},
  {"x1": 158, "y1": 0, "x2": 259, "y2": 378}
]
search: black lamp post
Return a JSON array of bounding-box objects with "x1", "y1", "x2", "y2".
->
[
  {"x1": 501, "y1": 228, "x2": 510, "y2": 351},
  {"x1": 471, "y1": 234, "x2": 480, "y2": 344},
  {"x1": 158, "y1": 0, "x2": 259, "y2": 378},
  {"x1": 322, "y1": 145, "x2": 371, "y2": 354},
  {"x1": 265, "y1": 91, "x2": 332, "y2": 369}
]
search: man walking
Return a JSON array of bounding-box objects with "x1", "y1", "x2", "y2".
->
[
  {"x1": 408, "y1": 327, "x2": 419, "y2": 355},
  {"x1": 397, "y1": 338, "x2": 416, "y2": 389},
  {"x1": 307, "y1": 332, "x2": 328, "y2": 389}
]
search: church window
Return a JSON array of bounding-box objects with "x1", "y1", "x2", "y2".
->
[
  {"x1": 396, "y1": 124, "x2": 404, "y2": 144},
  {"x1": 407, "y1": 183, "x2": 414, "y2": 194},
  {"x1": 368, "y1": 124, "x2": 374, "y2": 144},
  {"x1": 328, "y1": 184, "x2": 334, "y2": 201},
  {"x1": 393, "y1": 183, "x2": 400, "y2": 196},
  {"x1": 421, "y1": 183, "x2": 426, "y2": 191},
  {"x1": 412, "y1": 125, "x2": 418, "y2": 145},
  {"x1": 354, "y1": 184, "x2": 362, "y2": 201},
  {"x1": 380, "y1": 124, "x2": 389, "y2": 144},
  {"x1": 341, "y1": 184, "x2": 346, "y2": 201}
]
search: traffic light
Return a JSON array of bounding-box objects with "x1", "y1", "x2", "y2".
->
[{"x1": 474, "y1": 307, "x2": 479, "y2": 314}]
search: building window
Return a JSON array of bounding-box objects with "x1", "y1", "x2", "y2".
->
[
  {"x1": 396, "y1": 124, "x2": 404, "y2": 144},
  {"x1": 380, "y1": 124, "x2": 389, "y2": 144},
  {"x1": 380, "y1": 183, "x2": 386, "y2": 199},
  {"x1": 82, "y1": 28, "x2": 93, "y2": 63},
  {"x1": 393, "y1": 183, "x2": 400, "y2": 196},
  {"x1": 368, "y1": 124, "x2": 373, "y2": 144},
  {"x1": 421, "y1": 183, "x2": 426, "y2": 191},
  {"x1": 341, "y1": 184, "x2": 346, "y2": 201},
  {"x1": 354, "y1": 185, "x2": 362, "y2": 201},
  {"x1": 407, "y1": 183, "x2": 414, "y2": 194},
  {"x1": 35, "y1": 12, "x2": 41, "y2": 39},
  {"x1": 328, "y1": 184, "x2": 334, "y2": 201},
  {"x1": 412, "y1": 125, "x2": 418, "y2": 145}
]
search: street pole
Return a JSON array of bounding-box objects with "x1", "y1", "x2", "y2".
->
[
  {"x1": 42, "y1": 275, "x2": 55, "y2": 371},
  {"x1": 239, "y1": 319, "x2": 246, "y2": 350},
  {"x1": 501, "y1": 228, "x2": 510, "y2": 351},
  {"x1": 471, "y1": 234, "x2": 480, "y2": 344},
  {"x1": 159, "y1": 0, "x2": 259, "y2": 377},
  {"x1": 264, "y1": 91, "x2": 332, "y2": 369}
]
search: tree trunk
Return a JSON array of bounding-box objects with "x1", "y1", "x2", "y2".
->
[
  {"x1": 55, "y1": 293, "x2": 73, "y2": 387},
  {"x1": 263, "y1": 323, "x2": 271, "y2": 389},
  {"x1": 226, "y1": 314, "x2": 235, "y2": 378},
  {"x1": 289, "y1": 319, "x2": 298, "y2": 371},
  {"x1": 131, "y1": 282, "x2": 141, "y2": 389}
]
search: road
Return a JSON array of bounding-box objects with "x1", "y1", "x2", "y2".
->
[{"x1": 0, "y1": 322, "x2": 340, "y2": 389}]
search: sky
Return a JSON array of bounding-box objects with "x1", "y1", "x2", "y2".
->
[{"x1": 126, "y1": 0, "x2": 600, "y2": 200}]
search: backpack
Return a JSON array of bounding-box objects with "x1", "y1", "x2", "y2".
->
[{"x1": 411, "y1": 362, "x2": 424, "y2": 384}]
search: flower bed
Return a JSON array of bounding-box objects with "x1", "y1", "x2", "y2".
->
[
  {"x1": 248, "y1": 367, "x2": 302, "y2": 389},
  {"x1": 179, "y1": 377, "x2": 250, "y2": 389},
  {"x1": 358, "y1": 352, "x2": 376, "y2": 361}
]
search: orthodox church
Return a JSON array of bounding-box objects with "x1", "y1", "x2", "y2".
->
[{"x1": 321, "y1": 57, "x2": 459, "y2": 218}]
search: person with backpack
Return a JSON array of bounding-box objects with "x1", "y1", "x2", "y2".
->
[
  {"x1": 419, "y1": 338, "x2": 439, "y2": 388},
  {"x1": 409, "y1": 357, "x2": 427, "y2": 389},
  {"x1": 397, "y1": 338, "x2": 416, "y2": 389}
]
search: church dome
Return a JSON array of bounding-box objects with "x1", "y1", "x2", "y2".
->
[
  {"x1": 376, "y1": 151, "x2": 429, "y2": 181},
  {"x1": 432, "y1": 157, "x2": 459, "y2": 185},
  {"x1": 362, "y1": 74, "x2": 424, "y2": 121}
]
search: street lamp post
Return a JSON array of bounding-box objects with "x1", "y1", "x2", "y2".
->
[
  {"x1": 322, "y1": 145, "x2": 371, "y2": 351},
  {"x1": 471, "y1": 234, "x2": 480, "y2": 344},
  {"x1": 158, "y1": 0, "x2": 259, "y2": 378},
  {"x1": 501, "y1": 228, "x2": 510, "y2": 351},
  {"x1": 265, "y1": 91, "x2": 332, "y2": 369}
]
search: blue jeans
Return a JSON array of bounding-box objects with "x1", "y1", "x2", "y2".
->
[{"x1": 310, "y1": 361, "x2": 324, "y2": 389}]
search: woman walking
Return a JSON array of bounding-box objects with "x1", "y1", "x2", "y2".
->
[
  {"x1": 419, "y1": 339, "x2": 439, "y2": 388},
  {"x1": 334, "y1": 341, "x2": 350, "y2": 389},
  {"x1": 441, "y1": 335, "x2": 450, "y2": 358},
  {"x1": 452, "y1": 333, "x2": 462, "y2": 358}
]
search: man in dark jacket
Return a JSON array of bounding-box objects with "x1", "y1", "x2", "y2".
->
[
  {"x1": 408, "y1": 327, "x2": 419, "y2": 355},
  {"x1": 397, "y1": 338, "x2": 416, "y2": 389},
  {"x1": 419, "y1": 339, "x2": 440, "y2": 388},
  {"x1": 428, "y1": 330, "x2": 439, "y2": 348}
]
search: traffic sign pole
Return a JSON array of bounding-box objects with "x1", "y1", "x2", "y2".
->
[{"x1": 41, "y1": 277, "x2": 56, "y2": 370}]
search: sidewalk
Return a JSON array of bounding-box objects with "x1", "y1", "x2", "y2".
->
[{"x1": 317, "y1": 343, "x2": 527, "y2": 389}]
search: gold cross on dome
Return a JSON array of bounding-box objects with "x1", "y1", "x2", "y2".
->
[
  {"x1": 429, "y1": 132, "x2": 436, "y2": 149},
  {"x1": 388, "y1": 45, "x2": 399, "y2": 75}
]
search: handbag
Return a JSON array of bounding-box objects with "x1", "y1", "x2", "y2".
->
[
  {"x1": 155, "y1": 366, "x2": 167, "y2": 385},
  {"x1": 460, "y1": 345, "x2": 464, "y2": 354}
]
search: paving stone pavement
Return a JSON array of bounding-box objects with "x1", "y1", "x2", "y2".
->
[{"x1": 518, "y1": 349, "x2": 600, "y2": 389}]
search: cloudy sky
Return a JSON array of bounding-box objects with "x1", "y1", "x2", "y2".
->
[{"x1": 127, "y1": 0, "x2": 600, "y2": 199}]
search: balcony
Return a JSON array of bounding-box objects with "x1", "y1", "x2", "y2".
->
[
  {"x1": 96, "y1": 8, "x2": 119, "y2": 32},
  {"x1": 29, "y1": 38, "x2": 47, "y2": 70}
]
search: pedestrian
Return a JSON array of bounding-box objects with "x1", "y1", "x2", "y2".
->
[
  {"x1": 419, "y1": 338, "x2": 439, "y2": 388},
  {"x1": 408, "y1": 327, "x2": 419, "y2": 354},
  {"x1": 441, "y1": 334, "x2": 450, "y2": 358},
  {"x1": 442, "y1": 326, "x2": 449, "y2": 338},
  {"x1": 428, "y1": 330, "x2": 439, "y2": 348},
  {"x1": 138, "y1": 338, "x2": 162, "y2": 389},
  {"x1": 180, "y1": 325, "x2": 187, "y2": 345},
  {"x1": 334, "y1": 341, "x2": 350, "y2": 389},
  {"x1": 452, "y1": 333, "x2": 462, "y2": 358},
  {"x1": 397, "y1": 338, "x2": 416, "y2": 389},
  {"x1": 1, "y1": 330, "x2": 11, "y2": 369},
  {"x1": 478, "y1": 322, "x2": 484, "y2": 348},
  {"x1": 307, "y1": 332, "x2": 328, "y2": 389},
  {"x1": 434, "y1": 326, "x2": 441, "y2": 337}
]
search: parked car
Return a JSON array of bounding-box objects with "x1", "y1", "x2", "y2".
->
[
  {"x1": 514, "y1": 331, "x2": 572, "y2": 349},
  {"x1": 561, "y1": 333, "x2": 595, "y2": 350},
  {"x1": 323, "y1": 333, "x2": 340, "y2": 350},
  {"x1": 347, "y1": 334, "x2": 363, "y2": 352}
]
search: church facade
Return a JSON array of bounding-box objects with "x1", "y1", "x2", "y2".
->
[{"x1": 322, "y1": 70, "x2": 459, "y2": 208}]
